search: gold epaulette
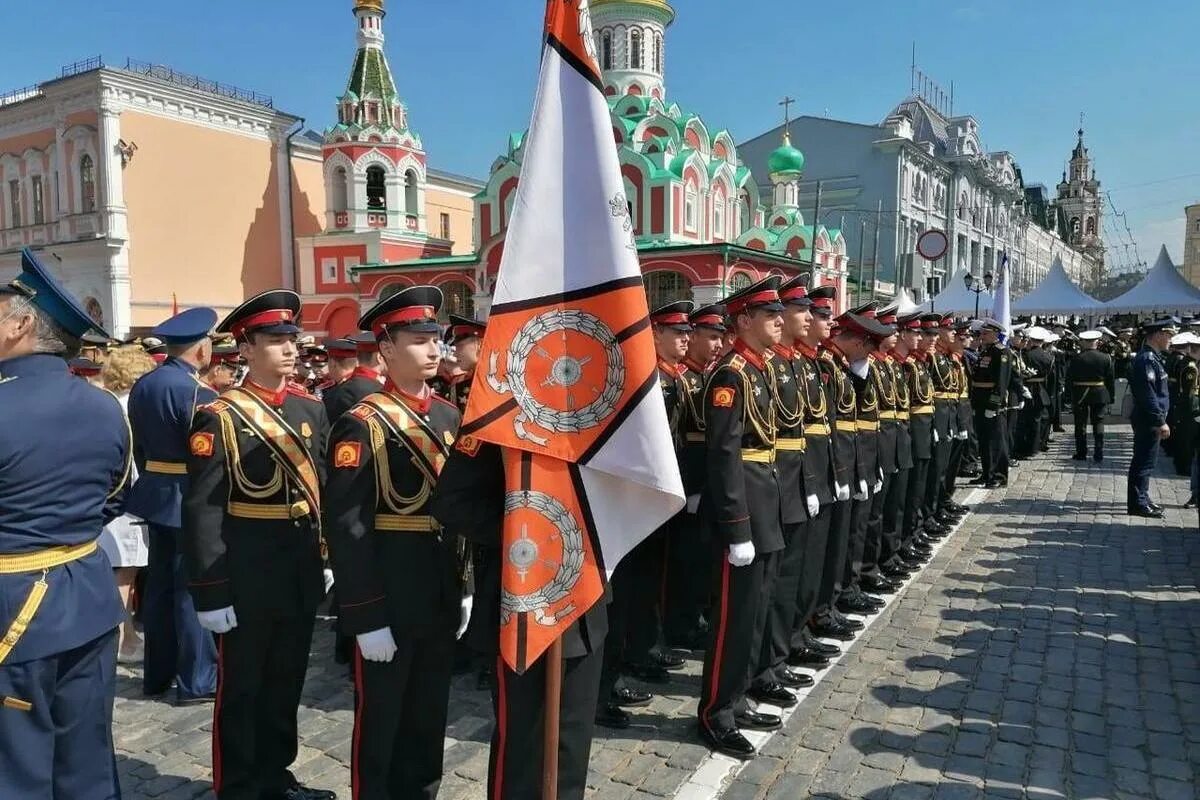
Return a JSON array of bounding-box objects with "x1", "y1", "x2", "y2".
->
[
  {"x1": 729, "y1": 354, "x2": 747, "y2": 371},
  {"x1": 201, "y1": 398, "x2": 231, "y2": 414}
]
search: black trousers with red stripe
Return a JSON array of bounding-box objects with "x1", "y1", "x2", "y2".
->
[
  {"x1": 790, "y1": 504, "x2": 832, "y2": 652},
  {"x1": 814, "y1": 499, "x2": 852, "y2": 622},
  {"x1": 698, "y1": 547, "x2": 778, "y2": 732},
  {"x1": 352, "y1": 629, "x2": 454, "y2": 800},
  {"x1": 488, "y1": 648, "x2": 603, "y2": 800},
  {"x1": 212, "y1": 614, "x2": 313, "y2": 800},
  {"x1": 752, "y1": 521, "x2": 808, "y2": 688}
]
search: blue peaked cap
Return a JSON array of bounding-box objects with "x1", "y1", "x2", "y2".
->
[
  {"x1": 0, "y1": 248, "x2": 108, "y2": 339},
  {"x1": 152, "y1": 307, "x2": 218, "y2": 345}
]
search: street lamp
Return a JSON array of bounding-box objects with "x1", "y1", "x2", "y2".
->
[{"x1": 964, "y1": 271, "x2": 994, "y2": 318}]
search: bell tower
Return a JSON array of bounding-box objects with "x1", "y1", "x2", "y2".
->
[
  {"x1": 590, "y1": 0, "x2": 674, "y2": 100},
  {"x1": 322, "y1": 0, "x2": 428, "y2": 234},
  {"x1": 1055, "y1": 121, "x2": 1104, "y2": 269}
]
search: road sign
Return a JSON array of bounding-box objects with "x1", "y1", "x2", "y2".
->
[{"x1": 916, "y1": 229, "x2": 949, "y2": 261}]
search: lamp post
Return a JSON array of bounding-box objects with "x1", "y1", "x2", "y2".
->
[{"x1": 964, "y1": 271, "x2": 994, "y2": 318}]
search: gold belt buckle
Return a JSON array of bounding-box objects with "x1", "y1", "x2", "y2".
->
[{"x1": 289, "y1": 500, "x2": 310, "y2": 520}]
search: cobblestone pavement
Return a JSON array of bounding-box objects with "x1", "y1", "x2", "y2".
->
[{"x1": 114, "y1": 425, "x2": 1200, "y2": 799}]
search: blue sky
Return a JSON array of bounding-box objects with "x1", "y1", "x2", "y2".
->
[{"x1": 3, "y1": 0, "x2": 1196, "y2": 272}]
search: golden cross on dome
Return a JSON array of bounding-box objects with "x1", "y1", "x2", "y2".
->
[{"x1": 779, "y1": 96, "x2": 795, "y2": 132}]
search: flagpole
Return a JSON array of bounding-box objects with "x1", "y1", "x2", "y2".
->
[{"x1": 542, "y1": 637, "x2": 564, "y2": 800}]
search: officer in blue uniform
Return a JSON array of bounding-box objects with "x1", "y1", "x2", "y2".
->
[
  {"x1": 1127, "y1": 317, "x2": 1178, "y2": 518},
  {"x1": 126, "y1": 307, "x2": 221, "y2": 703},
  {"x1": 0, "y1": 248, "x2": 132, "y2": 798}
]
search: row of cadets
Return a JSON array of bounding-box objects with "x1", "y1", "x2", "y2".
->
[
  {"x1": 182, "y1": 290, "x2": 334, "y2": 800},
  {"x1": 1066, "y1": 329, "x2": 1115, "y2": 463},
  {"x1": 969, "y1": 319, "x2": 1013, "y2": 489},
  {"x1": 666, "y1": 303, "x2": 727, "y2": 652},
  {"x1": 0, "y1": 249, "x2": 133, "y2": 797},
  {"x1": 746, "y1": 276, "x2": 818, "y2": 710},
  {"x1": 322, "y1": 332, "x2": 387, "y2": 423},
  {"x1": 127, "y1": 307, "x2": 223, "y2": 705},
  {"x1": 597, "y1": 300, "x2": 694, "y2": 728},
  {"x1": 697, "y1": 276, "x2": 788, "y2": 758},
  {"x1": 324, "y1": 286, "x2": 474, "y2": 799},
  {"x1": 431, "y1": 314, "x2": 487, "y2": 413}
]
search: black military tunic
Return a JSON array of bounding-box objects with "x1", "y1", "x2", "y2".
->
[
  {"x1": 699, "y1": 343, "x2": 784, "y2": 734},
  {"x1": 903, "y1": 352, "x2": 936, "y2": 540},
  {"x1": 926, "y1": 349, "x2": 957, "y2": 520},
  {"x1": 843, "y1": 349, "x2": 880, "y2": 594},
  {"x1": 322, "y1": 367, "x2": 385, "y2": 423},
  {"x1": 1174, "y1": 356, "x2": 1199, "y2": 475},
  {"x1": 1022, "y1": 345, "x2": 1055, "y2": 455},
  {"x1": 813, "y1": 345, "x2": 857, "y2": 620},
  {"x1": 430, "y1": 369, "x2": 474, "y2": 415},
  {"x1": 863, "y1": 351, "x2": 900, "y2": 580},
  {"x1": 1066, "y1": 347, "x2": 1115, "y2": 460},
  {"x1": 184, "y1": 382, "x2": 329, "y2": 800},
  {"x1": 970, "y1": 342, "x2": 1012, "y2": 485}
]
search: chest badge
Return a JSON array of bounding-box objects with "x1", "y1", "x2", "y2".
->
[
  {"x1": 443, "y1": 430, "x2": 455, "y2": 446},
  {"x1": 301, "y1": 422, "x2": 313, "y2": 438}
]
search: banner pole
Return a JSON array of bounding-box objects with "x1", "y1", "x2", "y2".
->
[{"x1": 541, "y1": 636, "x2": 564, "y2": 800}]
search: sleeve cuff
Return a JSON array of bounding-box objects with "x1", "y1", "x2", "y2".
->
[
  {"x1": 190, "y1": 580, "x2": 233, "y2": 613},
  {"x1": 340, "y1": 596, "x2": 389, "y2": 635}
]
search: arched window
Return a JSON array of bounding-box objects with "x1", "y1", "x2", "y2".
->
[
  {"x1": 378, "y1": 283, "x2": 406, "y2": 301},
  {"x1": 728, "y1": 272, "x2": 753, "y2": 293},
  {"x1": 643, "y1": 271, "x2": 691, "y2": 309},
  {"x1": 629, "y1": 29, "x2": 642, "y2": 70},
  {"x1": 404, "y1": 169, "x2": 419, "y2": 215},
  {"x1": 79, "y1": 154, "x2": 95, "y2": 213},
  {"x1": 600, "y1": 30, "x2": 613, "y2": 70},
  {"x1": 1085, "y1": 216, "x2": 1096, "y2": 235},
  {"x1": 332, "y1": 167, "x2": 348, "y2": 211},
  {"x1": 654, "y1": 33, "x2": 663, "y2": 73},
  {"x1": 957, "y1": 191, "x2": 967, "y2": 221},
  {"x1": 438, "y1": 280, "x2": 475, "y2": 322},
  {"x1": 366, "y1": 165, "x2": 386, "y2": 210},
  {"x1": 1070, "y1": 217, "x2": 1081, "y2": 240},
  {"x1": 684, "y1": 182, "x2": 697, "y2": 232},
  {"x1": 713, "y1": 196, "x2": 725, "y2": 239}
]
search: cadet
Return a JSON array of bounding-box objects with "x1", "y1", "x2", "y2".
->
[
  {"x1": 698, "y1": 277, "x2": 786, "y2": 759},
  {"x1": 183, "y1": 290, "x2": 333, "y2": 800},
  {"x1": 431, "y1": 314, "x2": 486, "y2": 413},
  {"x1": 894, "y1": 313, "x2": 937, "y2": 558},
  {"x1": 1126, "y1": 318, "x2": 1177, "y2": 518},
  {"x1": 970, "y1": 320, "x2": 1012, "y2": 488},
  {"x1": 1067, "y1": 330, "x2": 1114, "y2": 462},
  {"x1": 0, "y1": 249, "x2": 132, "y2": 798},
  {"x1": 127, "y1": 307, "x2": 221, "y2": 704},
  {"x1": 861, "y1": 304, "x2": 908, "y2": 586},
  {"x1": 322, "y1": 332, "x2": 387, "y2": 423},
  {"x1": 1021, "y1": 328, "x2": 1056, "y2": 456},
  {"x1": 325, "y1": 286, "x2": 473, "y2": 799},
  {"x1": 1169, "y1": 332, "x2": 1199, "y2": 476}
]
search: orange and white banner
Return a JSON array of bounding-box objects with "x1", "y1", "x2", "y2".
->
[{"x1": 461, "y1": 0, "x2": 684, "y2": 673}]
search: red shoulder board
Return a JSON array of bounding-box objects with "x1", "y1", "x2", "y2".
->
[
  {"x1": 349, "y1": 404, "x2": 374, "y2": 420},
  {"x1": 286, "y1": 384, "x2": 319, "y2": 401},
  {"x1": 199, "y1": 398, "x2": 231, "y2": 414}
]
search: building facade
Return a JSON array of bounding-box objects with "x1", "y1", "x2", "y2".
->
[
  {"x1": 738, "y1": 97, "x2": 1105, "y2": 301},
  {"x1": 1184, "y1": 203, "x2": 1200, "y2": 289},
  {"x1": 348, "y1": 0, "x2": 849, "y2": 318}
]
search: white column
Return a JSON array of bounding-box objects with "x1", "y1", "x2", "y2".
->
[
  {"x1": 96, "y1": 94, "x2": 128, "y2": 241},
  {"x1": 384, "y1": 173, "x2": 403, "y2": 230},
  {"x1": 53, "y1": 119, "x2": 67, "y2": 225},
  {"x1": 352, "y1": 174, "x2": 369, "y2": 230}
]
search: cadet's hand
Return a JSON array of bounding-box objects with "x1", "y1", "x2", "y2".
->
[
  {"x1": 727, "y1": 541, "x2": 756, "y2": 567},
  {"x1": 984, "y1": 409, "x2": 997, "y2": 419},
  {"x1": 357, "y1": 628, "x2": 398, "y2": 663},
  {"x1": 806, "y1": 494, "x2": 820, "y2": 518},
  {"x1": 1022, "y1": 386, "x2": 1032, "y2": 400},
  {"x1": 933, "y1": 428, "x2": 940, "y2": 443},
  {"x1": 457, "y1": 596, "x2": 473, "y2": 640},
  {"x1": 197, "y1": 606, "x2": 238, "y2": 635},
  {"x1": 873, "y1": 479, "x2": 883, "y2": 493},
  {"x1": 1159, "y1": 424, "x2": 1171, "y2": 440},
  {"x1": 322, "y1": 569, "x2": 335, "y2": 596},
  {"x1": 853, "y1": 480, "x2": 869, "y2": 501}
]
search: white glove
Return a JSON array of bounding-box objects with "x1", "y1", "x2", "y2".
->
[
  {"x1": 686, "y1": 494, "x2": 701, "y2": 514},
  {"x1": 457, "y1": 596, "x2": 473, "y2": 640},
  {"x1": 933, "y1": 428, "x2": 940, "y2": 443},
  {"x1": 197, "y1": 606, "x2": 238, "y2": 634},
  {"x1": 1022, "y1": 387, "x2": 1032, "y2": 400},
  {"x1": 806, "y1": 494, "x2": 820, "y2": 518},
  {"x1": 853, "y1": 479, "x2": 869, "y2": 501},
  {"x1": 727, "y1": 541, "x2": 756, "y2": 567},
  {"x1": 957, "y1": 430, "x2": 969, "y2": 440},
  {"x1": 984, "y1": 409, "x2": 997, "y2": 419},
  {"x1": 835, "y1": 483, "x2": 850, "y2": 502},
  {"x1": 1017, "y1": 401, "x2": 1025, "y2": 410},
  {"x1": 873, "y1": 479, "x2": 883, "y2": 493},
  {"x1": 357, "y1": 627, "x2": 398, "y2": 663},
  {"x1": 323, "y1": 568, "x2": 335, "y2": 595}
]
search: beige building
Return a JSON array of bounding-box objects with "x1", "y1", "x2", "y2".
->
[
  {"x1": 0, "y1": 56, "x2": 477, "y2": 338},
  {"x1": 1185, "y1": 203, "x2": 1200, "y2": 288}
]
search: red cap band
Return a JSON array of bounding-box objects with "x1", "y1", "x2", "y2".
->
[
  {"x1": 371, "y1": 305, "x2": 436, "y2": 337},
  {"x1": 692, "y1": 314, "x2": 723, "y2": 327},
  {"x1": 231, "y1": 309, "x2": 294, "y2": 339},
  {"x1": 877, "y1": 313, "x2": 897, "y2": 325},
  {"x1": 810, "y1": 297, "x2": 834, "y2": 309},
  {"x1": 902, "y1": 318, "x2": 922, "y2": 330},
  {"x1": 922, "y1": 319, "x2": 939, "y2": 329},
  {"x1": 728, "y1": 290, "x2": 779, "y2": 314},
  {"x1": 327, "y1": 345, "x2": 356, "y2": 357},
  {"x1": 780, "y1": 285, "x2": 808, "y2": 302},
  {"x1": 450, "y1": 324, "x2": 483, "y2": 339}
]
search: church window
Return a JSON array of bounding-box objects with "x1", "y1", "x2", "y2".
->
[
  {"x1": 440, "y1": 212, "x2": 451, "y2": 239},
  {"x1": 366, "y1": 165, "x2": 386, "y2": 210},
  {"x1": 404, "y1": 169, "x2": 419, "y2": 215},
  {"x1": 438, "y1": 281, "x2": 475, "y2": 322},
  {"x1": 1070, "y1": 217, "x2": 1080, "y2": 240},
  {"x1": 333, "y1": 167, "x2": 349, "y2": 211},
  {"x1": 739, "y1": 188, "x2": 753, "y2": 232},
  {"x1": 601, "y1": 31, "x2": 613, "y2": 70},
  {"x1": 684, "y1": 184, "x2": 697, "y2": 232},
  {"x1": 629, "y1": 29, "x2": 642, "y2": 70},
  {"x1": 1085, "y1": 216, "x2": 1095, "y2": 235},
  {"x1": 80, "y1": 155, "x2": 95, "y2": 213},
  {"x1": 728, "y1": 272, "x2": 753, "y2": 293},
  {"x1": 643, "y1": 270, "x2": 691, "y2": 309},
  {"x1": 714, "y1": 199, "x2": 724, "y2": 238},
  {"x1": 322, "y1": 257, "x2": 338, "y2": 282},
  {"x1": 654, "y1": 33, "x2": 663, "y2": 74},
  {"x1": 957, "y1": 191, "x2": 967, "y2": 221},
  {"x1": 30, "y1": 175, "x2": 43, "y2": 224},
  {"x1": 8, "y1": 180, "x2": 20, "y2": 227}
]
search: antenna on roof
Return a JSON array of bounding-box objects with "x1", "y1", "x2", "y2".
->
[
  {"x1": 910, "y1": 42, "x2": 916, "y2": 95},
  {"x1": 950, "y1": 81, "x2": 955, "y2": 116}
]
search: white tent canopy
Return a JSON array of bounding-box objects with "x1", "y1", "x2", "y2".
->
[
  {"x1": 1104, "y1": 245, "x2": 1200, "y2": 313},
  {"x1": 1012, "y1": 256, "x2": 1105, "y2": 315},
  {"x1": 923, "y1": 269, "x2": 994, "y2": 315},
  {"x1": 891, "y1": 287, "x2": 921, "y2": 315}
]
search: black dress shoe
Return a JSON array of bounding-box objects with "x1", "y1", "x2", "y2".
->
[
  {"x1": 1093, "y1": 453, "x2": 1104, "y2": 462},
  {"x1": 747, "y1": 682, "x2": 797, "y2": 707},
  {"x1": 984, "y1": 479, "x2": 1005, "y2": 489},
  {"x1": 1148, "y1": 502, "x2": 1163, "y2": 512},
  {"x1": 700, "y1": 725, "x2": 755, "y2": 758},
  {"x1": 274, "y1": 786, "x2": 337, "y2": 800},
  {"x1": 612, "y1": 686, "x2": 652, "y2": 707},
  {"x1": 801, "y1": 630, "x2": 841, "y2": 655},
  {"x1": 833, "y1": 608, "x2": 868, "y2": 627},
  {"x1": 735, "y1": 709, "x2": 782, "y2": 731},
  {"x1": 947, "y1": 503, "x2": 970, "y2": 514},
  {"x1": 1129, "y1": 506, "x2": 1163, "y2": 518},
  {"x1": 967, "y1": 476, "x2": 987, "y2": 485},
  {"x1": 651, "y1": 650, "x2": 686, "y2": 670},
  {"x1": 595, "y1": 703, "x2": 631, "y2": 729},
  {"x1": 860, "y1": 575, "x2": 898, "y2": 594},
  {"x1": 811, "y1": 621, "x2": 855, "y2": 641},
  {"x1": 924, "y1": 521, "x2": 952, "y2": 535},
  {"x1": 907, "y1": 539, "x2": 934, "y2": 556},
  {"x1": 174, "y1": 692, "x2": 216, "y2": 707},
  {"x1": 786, "y1": 648, "x2": 831, "y2": 668},
  {"x1": 1053, "y1": 426, "x2": 1066, "y2": 432},
  {"x1": 625, "y1": 662, "x2": 670, "y2": 684},
  {"x1": 778, "y1": 668, "x2": 816, "y2": 688},
  {"x1": 837, "y1": 594, "x2": 878, "y2": 614},
  {"x1": 881, "y1": 565, "x2": 911, "y2": 581}
]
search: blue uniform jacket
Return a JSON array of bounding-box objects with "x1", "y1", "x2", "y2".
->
[
  {"x1": 126, "y1": 357, "x2": 217, "y2": 528},
  {"x1": 1128, "y1": 346, "x2": 1169, "y2": 428},
  {"x1": 0, "y1": 354, "x2": 130, "y2": 663}
]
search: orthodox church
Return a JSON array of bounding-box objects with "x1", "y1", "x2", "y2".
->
[{"x1": 301, "y1": 0, "x2": 850, "y2": 334}]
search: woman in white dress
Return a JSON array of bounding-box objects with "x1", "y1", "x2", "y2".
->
[{"x1": 100, "y1": 345, "x2": 156, "y2": 663}]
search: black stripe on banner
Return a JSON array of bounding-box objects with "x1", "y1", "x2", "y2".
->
[
  {"x1": 516, "y1": 612, "x2": 528, "y2": 675},
  {"x1": 488, "y1": 276, "x2": 645, "y2": 317},
  {"x1": 520, "y1": 450, "x2": 533, "y2": 491},
  {"x1": 579, "y1": 368, "x2": 658, "y2": 463},
  {"x1": 458, "y1": 397, "x2": 519, "y2": 438},
  {"x1": 615, "y1": 316, "x2": 651, "y2": 343},
  {"x1": 546, "y1": 34, "x2": 605, "y2": 94},
  {"x1": 568, "y1": 462, "x2": 607, "y2": 579}
]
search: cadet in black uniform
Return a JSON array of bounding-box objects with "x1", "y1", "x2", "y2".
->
[
  {"x1": 322, "y1": 332, "x2": 386, "y2": 423},
  {"x1": 970, "y1": 320, "x2": 1012, "y2": 488},
  {"x1": 698, "y1": 277, "x2": 786, "y2": 759},
  {"x1": 431, "y1": 314, "x2": 485, "y2": 412},
  {"x1": 1066, "y1": 331, "x2": 1115, "y2": 462},
  {"x1": 183, "y1": 291, "x2": 333, "y2": 800},
  {"x1": 1022, "y1": 329, "x2": 1056, "y2": 455},
  {"x1": 1127, "y1": 319, "x2": 1177, "y2": 517},
  {"x1": 896, "y1": 314, "x2": 937, "y2": 554},
  {"x1": 325, "y1": 287, "x2": 472, "y2": 799},
  {"x1": 432, "y1": 442, "x2": 608, "y2": 800}
]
